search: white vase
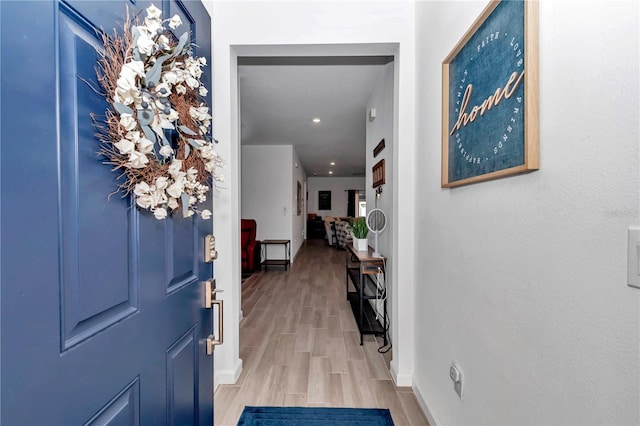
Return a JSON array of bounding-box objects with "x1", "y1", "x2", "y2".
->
[{"x1": 354, "y1": 237, "x2": 368, "y2": 252}]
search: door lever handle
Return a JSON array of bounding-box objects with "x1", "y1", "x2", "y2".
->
[{"x1": 204, "y1": 279, "x2": 223, "y2": 309}]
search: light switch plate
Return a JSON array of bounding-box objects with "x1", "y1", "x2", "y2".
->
[{"x1": 628, "y1": 226, "x2": 640, "y2": 289}]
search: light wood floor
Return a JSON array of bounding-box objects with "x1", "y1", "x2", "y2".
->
[{"x1": 213, "y1": 239, "x2": 429, "y2": 425}]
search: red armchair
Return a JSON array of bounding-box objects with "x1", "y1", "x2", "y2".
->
[{"x1": 241, "y1": 219, "x2": 261, "y2": 273}]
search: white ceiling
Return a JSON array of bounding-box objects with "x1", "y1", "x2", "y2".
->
[{"x1": 239, "y1": 58, "x2": 389, "y2": 177}]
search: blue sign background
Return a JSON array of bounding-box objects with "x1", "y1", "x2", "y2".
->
[{"x1": 448, "y1": 0, "x2": 525, "y2": 183}]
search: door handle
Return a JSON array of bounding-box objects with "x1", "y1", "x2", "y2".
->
[
  {"x1": 204, "y1": 279, "x2": 223, "y2": 355},
  {"x1": 206, "y1": 300, "x2": 223, "y2": 355},
  {"x1": 204, "y1": 279, "x2": 223, "y2": 309}
]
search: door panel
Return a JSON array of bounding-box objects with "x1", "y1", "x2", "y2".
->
[
  {"x1": 167, "y1": 326, "x2": 199, "y2": 425},
  {"x1": 59, "y1": 5, "x2": 140, "y2": 351},
  {"x1": 85, "y1": 378, "x2": 141, "y2": 426},
  {"x1": 1, "y1": 1, "x2": 214, "y2": 424},
  {"x1": 166, "y1": 217, "x2": 198, "y2": 292}
]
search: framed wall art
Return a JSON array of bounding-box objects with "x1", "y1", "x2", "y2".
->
[
  {"x1": 442, "y1": 0, "x2": 539, "y2": 188},
  {"x1": 296, "y1": 181, "x2": 302, "y2": 215},
  {"x1": 372, "y1": 159, "x2": 385, "y2": 188},
  {"x1": 318, "y1": 190, "x2": 331, "y2": 210}
]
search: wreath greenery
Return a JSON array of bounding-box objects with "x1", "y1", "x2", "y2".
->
[{"x1": 93, "y1": 4, "x2": 223, "y2": 220}]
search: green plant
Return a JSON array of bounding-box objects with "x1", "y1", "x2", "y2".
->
[{"x1": 351, "y1": 217, "x2": 368, "y2": 239}]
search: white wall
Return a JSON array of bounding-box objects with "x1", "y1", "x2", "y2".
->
[
  {"x1": 241, "y1": 144, "x2": 305, "y2": 261},
  {"x1": 208, "y1": 0, "x2": 417, "y2": 388},
  {"x1": 241, "y1": 145, "x2": 292, "y2": 241},
  {"x1": 366, "y1": 62, "x2": 395, "y2": 340},
  {"x1": 292, "y1": 149, "x2": 307, "y2": 258},
  {"x1": 413, "y1": 1, "x2": 640, "y2": 424},
  {"x1": 307, "y1": 177, "x2": 365, "y2": 218}
]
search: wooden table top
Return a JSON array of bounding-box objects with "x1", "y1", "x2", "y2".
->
[{"x1": 346, "y1": 242, "x2": 385, "y2": 261}]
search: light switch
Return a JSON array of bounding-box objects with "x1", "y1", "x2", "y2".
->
[{"x1": 628, "y1": 226, "x2": 640, "y2": 289}]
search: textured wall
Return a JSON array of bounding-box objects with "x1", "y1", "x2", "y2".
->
[{"x1": 413, "y1": 0, "x2": 640, "y2": 424}]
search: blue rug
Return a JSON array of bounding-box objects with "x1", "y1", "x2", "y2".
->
[{"x1": 237, "y1": 406, "x2": 394, "y2": 425}]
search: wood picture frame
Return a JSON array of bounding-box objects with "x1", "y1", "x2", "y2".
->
[
  {"x1": 442, "y1": 0, "x2": 539, "y2": 188},
  {"x1": 372, "y1": 159, "x2": 385, "y2": 188},
  {"x1": 373, "y1": 139, "x2": 386, "y2": 158}
]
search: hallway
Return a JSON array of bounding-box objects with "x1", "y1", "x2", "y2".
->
[{"x1": 214, "y1": 239, "x2": 429, "y2": 425}]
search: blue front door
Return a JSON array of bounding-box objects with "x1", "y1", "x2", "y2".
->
[{"x1": 1, "y1": 1, "x2": 214, "y2": 424}]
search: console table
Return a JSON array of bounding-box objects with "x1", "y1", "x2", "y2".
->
[
  {"x1": 345, "y1": 243, "x2": 387, "y2": 345},
  {"x1": 261, "y1": 239, "x2": 291, "y2": 270}
]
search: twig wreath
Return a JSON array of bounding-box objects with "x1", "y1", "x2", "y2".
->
[{"x1": 93, "y1": 4, "x2": 223, "y2": 220}]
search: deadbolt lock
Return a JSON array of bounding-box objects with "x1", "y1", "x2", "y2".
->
[{"x1": 205, "y1": 234, "x2": 218, "y2": 262}]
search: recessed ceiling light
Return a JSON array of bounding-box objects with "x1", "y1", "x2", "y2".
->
[
  {"x1": 312, "y1": 118, "x2": 321, "y2": 123},
  {"x1": 329, "y1": 171, "x2": 333, "y2": 175},
  {"x1": 313, "y1": 173, "x2": 317, "y2": 176},
  {"x1": 330, "y1": 162, "x2": 335, "y2": 166}
]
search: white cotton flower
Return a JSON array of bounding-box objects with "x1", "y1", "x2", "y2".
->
[
  {"x1": 198, "y1": 86, "x2": 208, "y2": 97},
  {"x1": 120, "y1": 113, "x2": 137, "y2": 131},
  {"x1": 198, "y1": 57, "x2": 207, "y2": 66},
  {"x1": 201, "y1": 209, "x2": 212, "y2": 220},
  {"x1": 121, "y1": 61, "x2": 145, "y2": 79},
  {"x1": 183, "y1": 209, "x2": 194, "y2": 218},
  {"x1": 159, "y1": 145, "x2": 174, "y2": 158},
  {"x1": 189, "y1": 196, "x2": 197, "y2": 205},
  {"x1": 136, "y1": 33, "x2": 155, "y2": 56},
  {"x1": 115, "y1": 87, "x2": 140, "y2": 106},
  {"x1": 145, "y1": 17, "x2": 162, "y2": 35},
  {"x1": 134, "y1": 182, "x2": 151, "y2": 196},
  {"x1": 187, "y1": 167, "x2": 198, "y2": 179},
  {"x1": 167, "y1": 197, "x2": 179, "y2": 210},
  {"x1": 157, "y1": 35, "x2": 169, "y2": 48},
  {"x1": 116, "y1": 75, "x2": 134, "y2": 92},
  {"x1": 155, "y1": 176, "x2": 169, "y2": 191},
  {"x1": 137, "y1": 137, "x2": 154, "y2": 154},
  {"x1": 114, "y1": 138, "x2": 135, "y2": 154},
  {"x1": 166, "y1": 109, "x2": 179, "y2": 122},
  {"x1": 114, "y1": 75, "x2": 141, "y2": 106},
  {"x1": 146, "y1": 4, "x2": 162, "y2": 20},
  {"x1": 166, "y1": 181, "x2": 184, "y2": 199},
  {"x1": 185, "y1": 76, "x2": 199, "y2": 89},
  {"x1": 129, "y1": 151, "x2": 149, "y2": 168},
  {"x1": 169, "y1": 14, "x2": 182, "y2": 30},
  {"x1": 153, "y1": 207, "x2": 168, "y2": 220},
  {"x1": 188, "y1": 64, "x2": 203, "y2": 79},
  {"x1": 125, "y1": 131, "x2": 140, "y2": 141},
  {"x1": 153, "y1": 189, "x2": 167, "y2": 205},
  {"x1": 217, "y1": 173, "x2": 225, "y2": 182},
  {"x1": 136, "y1": 194, "x2": 154, "y2": 209},
  {"x1": 175, "y1": 85, "x2": 187, "y2": 95},
  {"x1": 162, "y1": 71, "x2": 178, "y2": 85},
  {"x1": 200, "y1": 145, "x2": 216, "y2": 160},
  {"x1": 168, "y1": 159, "x2": 183, "y2": 176}
]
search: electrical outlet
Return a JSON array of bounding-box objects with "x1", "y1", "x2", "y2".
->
[{"x1": 450, "y1": 364, "x2": 463, "y2": 400}]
